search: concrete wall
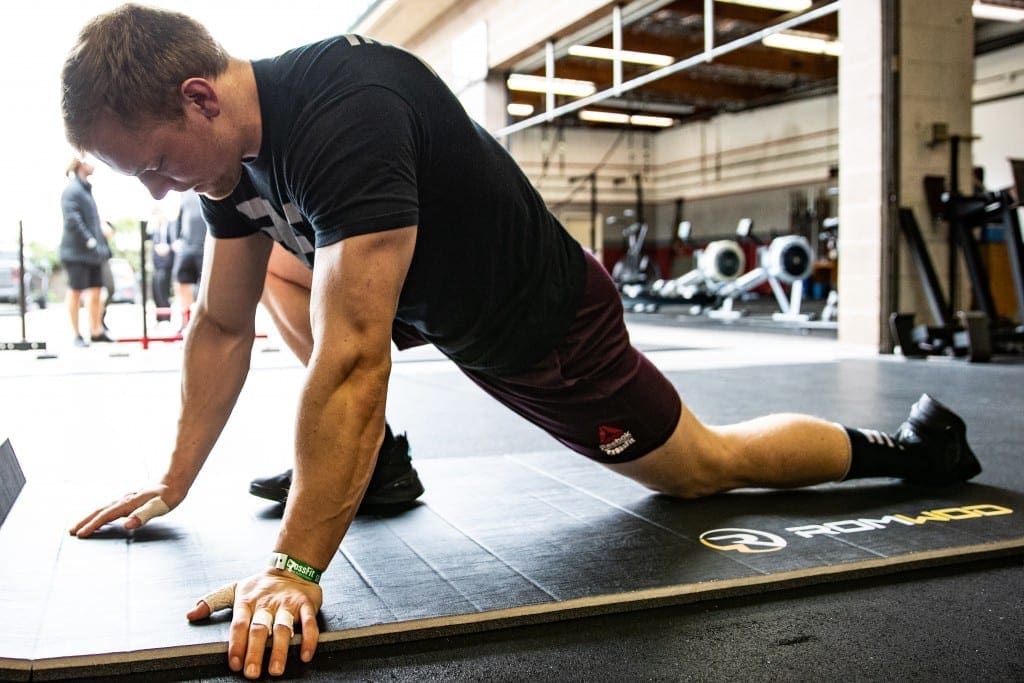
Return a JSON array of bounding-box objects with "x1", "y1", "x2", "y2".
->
[
  {"x1": 896, "y1": 0, "x2": 975, "y2": 329},
  {"x1": 836, "y1": 0, "x2": 889, "y2": 350}
]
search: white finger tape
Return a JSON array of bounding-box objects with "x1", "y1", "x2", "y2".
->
[
  {"x1": 132, "y1": 497, "x2": 170, "y2": 525},
  {"x1": 273, "y1": 609, "x2": 295, "y2": 637},
  {"x1": 199, "y1": 583, "x2": 237, "y2": 612},
  {"x1": 251, "y1": 608, "x2": 274, "y2": 630}
]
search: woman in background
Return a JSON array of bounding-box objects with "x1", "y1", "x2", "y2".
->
[{"x1": 59, "y1": 157, "x2": 114, "y2": 346}]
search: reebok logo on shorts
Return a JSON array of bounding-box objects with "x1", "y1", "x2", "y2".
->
[{"x1": 598, "y1": 425, "x2": 636, "y2": 457}]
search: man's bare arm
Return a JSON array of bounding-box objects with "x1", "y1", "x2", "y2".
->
[
  {"x1": 70, "y1": 233, "x2": 273, "y2": 536},
  {"x1": 278, "y1": 225, "x2": 416, "y2": 569},
  {"x1": 161, "y1": 232, "x2": 274, "y2": 496},
  {"x1": 201, "y1": 226, "x2": 416, "y2": 678}
]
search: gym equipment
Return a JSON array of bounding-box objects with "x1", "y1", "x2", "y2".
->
[
  {"x1": 0, "y1": 222, "x2": 47, "y2": 354},
  {"x1": 890, "y1": 208, "x2": 991, "y2": 361},
  {"x1": 709, "y1": 234, "x2": 815, "y2": 321},
  {"x1": 649, "y1": 221, "x2": 746, "y2": 301},
  {"x1": 611, "y1": 173, "x2": 662, "y2": 291},
  {"x1": 891, "y1": 141, "x2": 1024, "y2": 361},
  {"x1": 623, "y1": 218, "x2": 755, "y2": 314},
  {"x1": 611, "y1": 221, "x2": 659, "y2": 289}
]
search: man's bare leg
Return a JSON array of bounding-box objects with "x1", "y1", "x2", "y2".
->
[
  {"x1": 608, "y1": 395, "x2": 979, "y2": 498},
  {"x1": 606, "y1": 405, "x2": 849, "y2": 498}
]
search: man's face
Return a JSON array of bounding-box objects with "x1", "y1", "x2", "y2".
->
[{"x1": 89, "y1": 110, "x2": 242, "y2": 201}]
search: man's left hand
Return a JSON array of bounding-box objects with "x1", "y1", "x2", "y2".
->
[{"x1": 188, "y1": 569, "x2": 323, "y2": 679}]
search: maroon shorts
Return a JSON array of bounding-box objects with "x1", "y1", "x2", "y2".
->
[{"x1": 395, "y1": 251, "x2": 681, "y2": 464}]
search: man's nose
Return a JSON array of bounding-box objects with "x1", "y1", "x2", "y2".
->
[{"x1": 140, "y1": 173, "x2": 172, "y2": 200}]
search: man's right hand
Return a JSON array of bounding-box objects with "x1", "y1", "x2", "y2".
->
[{"x1": 69, "y1": 485, "x2": 181, "y2": 537}]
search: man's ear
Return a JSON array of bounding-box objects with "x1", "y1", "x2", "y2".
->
[{"x1": 181, "y1": 78, "x2": 221, "y2": 118}]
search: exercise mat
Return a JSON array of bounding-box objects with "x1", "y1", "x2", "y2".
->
[{"x1": 2, "y1": 451, "x2": 1022, "y2": 680}]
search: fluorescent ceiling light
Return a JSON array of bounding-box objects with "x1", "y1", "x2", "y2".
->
[
  {"x1": 972, "y1": 1, "x2": 1024, "y2": 22},
  {"x1": 716, "y1": 0, "x2": 812, "y2": 11},
  {"x1": 579, "y1": 109, "x2": 630, "y2": 124},
  {"x1": 762, "y1": 30, "x2": 842, "y2": 56},
  {"x1": 567, "y1": 45, "x2": 674, "y2": 67},
  {"x1": 506, "y1": 73, "x2": 597, "y2": 97},
  {"x1": 579, "y1": 110, "x2": 675, "y2": 127},
  {"x1": 629, "y1": 114, "x2": 674, "y2": 128},
  {"x1": 507, "y1": 103, "x2": 535, "y2": 117}
]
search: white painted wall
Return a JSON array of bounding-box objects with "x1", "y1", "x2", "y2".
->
[
  {"x1": 505, "y1": 95, "x2": 838, "y2": 248},
  {"x1": 654, "y1": 96, "x2": 838, "y2": 202},
  {"x1": 973, "y1": 43, "x2": 1024, "y2": 191}
]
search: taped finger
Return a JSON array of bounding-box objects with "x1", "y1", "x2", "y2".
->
[
  {"x1": 251, "y1": 608, "x2": 274, "y2": 631},
  {"x1": 131, "y1": 497, "x2": 170, "y2": 525},
  {"x1": 273, "y1": 609, "x2": 295, "y2": 638},
  {"x1": 198, "y1": 583, "x2": 237, "y2": 612}
]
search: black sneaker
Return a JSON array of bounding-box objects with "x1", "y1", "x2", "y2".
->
[
  {"x1": 896, "y1": 394, "x2": 982, "y2": 485},
  {"x1": 249, "y1": 433, "x2": 425, "y2": 507},
  {"x1": 90, "y1": 331, "x2": 116, "y2": 343}
]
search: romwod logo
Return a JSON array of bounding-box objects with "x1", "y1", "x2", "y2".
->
[
  {"x1": 699, "y1": 503, "x2": 1014, "y2": 554},
  {"x1": 699, "y1": 528, "x2": 788, "y2": 553}
]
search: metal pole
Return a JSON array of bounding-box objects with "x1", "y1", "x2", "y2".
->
[
  {"x1": 635, "y1": 173, "x2": 644, "y2": 226},
  {"x1": 545, "y1": 41, "x2": 555, "y2": 115},
  {"x1": 139, "y1": 220, "x2": 150, "y2": 349},
  {"x1": 704, "y1": 0, "x2": 714, "y2": 59},
  {"x1": 613, "y1": 5, "x2": 623, "y2": 94},
  {"x1": 17, "y1": 221, "x2": 27, "y2": 342},
  {"x1": 948, "y1": 136, "x2": 960, "y2": 318},
  {"x1": 590, "y1": 172, "x2": 598, "y2": 252}
]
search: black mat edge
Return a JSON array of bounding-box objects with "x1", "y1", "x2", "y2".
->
[{"x1": 21, "y1": 537, "x2": 1024, "y2": 680}]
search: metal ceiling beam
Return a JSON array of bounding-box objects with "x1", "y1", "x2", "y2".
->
[
  {"x1": 494, "y1": 0, "x2": 839, "y2": 138},
  {"x1": 512, "y1": 0, "x2": 679, "y2": 72}
]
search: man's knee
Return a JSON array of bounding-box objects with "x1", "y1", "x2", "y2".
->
[
  {"x1": 635, "y1": 464, "x2": 726, "y2": 500},
  {"x1": 606, "y1": 425, "x2": 736, "y2": 500}
]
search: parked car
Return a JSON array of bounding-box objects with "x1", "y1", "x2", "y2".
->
[
  {"x1": 107, "y1": 257, "x2": 141, "y2": 304},
  {"x1": 0, "y1": 245, "x2": 49, "y2": 309}
]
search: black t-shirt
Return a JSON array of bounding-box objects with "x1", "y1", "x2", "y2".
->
[{"x1": 204, "y1": 35, "x2": 586, "y2": 374}]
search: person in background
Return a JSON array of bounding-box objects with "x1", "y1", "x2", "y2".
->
[
  {"x1": 59, "y1": 156, "x2": 114, "y2": 346},
  {"x1": 172, "y1": 189, "x2": 206, "y2": 329},
  {"x1": 150, "y1": 207, "x2": 177, "y2": 323}
]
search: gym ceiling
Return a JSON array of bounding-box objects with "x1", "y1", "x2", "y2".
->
[{"x1": 499, "y1": 0, "x2": 1024, "y2": 130}]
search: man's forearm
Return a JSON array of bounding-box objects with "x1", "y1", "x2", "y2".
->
[
  {"x1": 161, "y1": 307, "x2": 257, "y2": 496},
  {"x1": 274, "y1": 357, "x2": 391, "y2": 571}
]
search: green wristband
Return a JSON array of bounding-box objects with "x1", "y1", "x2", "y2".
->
[{"x1": 269, "y1": 552, "x2": 323, "y2": 584}]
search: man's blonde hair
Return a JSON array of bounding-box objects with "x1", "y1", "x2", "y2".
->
[{"x1": 61, "y1": 3, "x2": 229, "y2": 150}]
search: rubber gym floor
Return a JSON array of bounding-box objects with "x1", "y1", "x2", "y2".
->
[{"x1": 1, "y1": 304, "x2": 1022, "y2": 682}]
